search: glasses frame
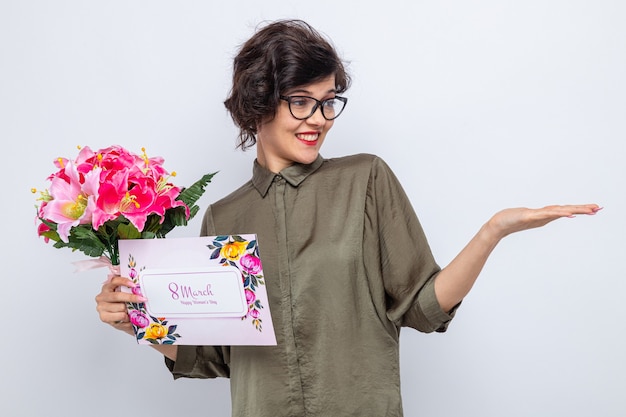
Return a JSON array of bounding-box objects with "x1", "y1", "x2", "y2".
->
[{"x1": 279, "y1": 95, "x2": 348, "y2": 121}]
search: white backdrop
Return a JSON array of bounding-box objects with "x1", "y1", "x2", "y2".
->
[{"x1": 2, "y1": 1, "x2": 624, "y2": 416}]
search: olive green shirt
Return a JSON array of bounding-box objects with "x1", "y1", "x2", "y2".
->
[{"x1": 166, "y1": 153, "x2": 457, "y2": 416}]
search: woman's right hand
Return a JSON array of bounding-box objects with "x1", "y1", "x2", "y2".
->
[{"x1": 95, "y1": 276, "x2": 145, "y2": 335}]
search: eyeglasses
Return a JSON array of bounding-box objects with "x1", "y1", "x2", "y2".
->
[{"x1": 279, "y1": 95, "x2": 348, "y2": 120}]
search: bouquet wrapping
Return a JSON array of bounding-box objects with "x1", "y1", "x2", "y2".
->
[{"x1": 34, "y1": 145, "x2": 215, "y2": 266}]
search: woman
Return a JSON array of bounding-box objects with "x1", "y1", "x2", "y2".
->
[{"x1": 96, "y1": 19, "x2": 600, "y2": 417}]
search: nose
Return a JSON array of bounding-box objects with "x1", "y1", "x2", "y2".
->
[{"x1": 306, "y1": 104, "x2": 326, "y2": 125}]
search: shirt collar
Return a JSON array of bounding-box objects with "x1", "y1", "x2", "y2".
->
[{"x1": 252, "y1": 155, "x2": 324, "y2": 197}]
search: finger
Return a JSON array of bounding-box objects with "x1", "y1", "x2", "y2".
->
[
  {"x1": 97, "y1": 276, "x2": 144, "y2": 303},
  {"x1": 97, "y1": 299, "x2": 137, "y2": 326},
  {"x1": 112, "y1": 321, "x2": 135, "y2": 335},
  {"x1": 96, "y1": 302, "x2": 127, "y2": 322},
  {"x1": 539, "y1": 204, "x2": 601, "y2": 217},
  {"x1": 95, "y1": 290, "x2": 143, "y2": 306},
  {"x1": 102, "y1": 276, "x2": 136, "y2": 291},
  {"x1": 563, "y1": 204, "x2": 603, "y2": 217},
  {"x1": 573, "y1": 204, "x2": 603, "y2": 214},
  {"x1": 102, "y1": 310, "x2": 130, "y2": 324},
  {"x1": 109, "y1": 316, "x2": 134, "y2": 331},
  {"x1": 97, "y1": 298, "x2": 132, "y2": 313}
]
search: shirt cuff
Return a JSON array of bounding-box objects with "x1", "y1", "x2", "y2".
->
[
  {"x1": 417, "y1": 277, "x2": 460, "y2": 333},
  {"x1": 164, "y1": 345, "x2": 200, "y2": 379}
]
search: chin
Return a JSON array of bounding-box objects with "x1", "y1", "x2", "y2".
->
[{"x1": 297, "y1": 152, "x2": 320, "y2": 165}]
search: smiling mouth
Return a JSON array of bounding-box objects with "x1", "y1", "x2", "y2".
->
[{"x1": 296, "y1": 133, "x2": 319, "y2": 142}]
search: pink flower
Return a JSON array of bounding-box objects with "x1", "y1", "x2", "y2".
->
[
  {"x1": 245, "y1": 289, "x2": 256, "y2": 304},
  {"x1": 118, "y1": 178, "x2": 160, "y2": 231},
  {"x1": 240, "y1": 254, "x2": 262, "y2": 275},
  {"x1": 84, "y1": 146, "x2": 189, "y2": 232},
  {"x1": 75, "y1": 145, "x2": 135, "y2": 175},
  {"x1": 40, "y1": 161, "x2": 100, "y2": 242},
  {"x1": 131, "y1": 285, "x2": 142, "y2": 296},
  {"x1": 129, "y1": 310, "x2": 149, "y2": 328},
  {"x1": 91, "y1": 170, "x2": 130, "y2": 230},
  {"x1": 248, "y1": 306, "x2": 260, "y2": 319},
  {"x1": 37, "y1": 222, "x2": 51, "y2": 243}
]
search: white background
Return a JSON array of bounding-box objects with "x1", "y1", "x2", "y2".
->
[{"x1": 2, "y1": 1, "x2": 624, "y2": 416}]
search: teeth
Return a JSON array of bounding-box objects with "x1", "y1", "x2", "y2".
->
[{"x1": 297, "y1": 133, "x2": 318, "y2": 141}]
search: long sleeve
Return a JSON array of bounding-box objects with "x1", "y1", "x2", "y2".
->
[{"x1": 363, "y1": 156, "x2": 458, "y2": 333}]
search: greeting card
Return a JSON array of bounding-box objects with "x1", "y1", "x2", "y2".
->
[{"x1": 118, "y1": 235, "x2": 276, "y2": 346}]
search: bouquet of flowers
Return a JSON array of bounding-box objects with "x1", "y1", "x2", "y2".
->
[{"x1": 33, "y1": 145, "x2": 215, "y2": 266}]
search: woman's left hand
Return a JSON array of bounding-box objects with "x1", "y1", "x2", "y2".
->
[{"x1": 487, "y1": 204, "x2": 602, "y2": 240}]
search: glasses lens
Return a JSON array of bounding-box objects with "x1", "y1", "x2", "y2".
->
[
  {"x1": 289, "y1": 97, "x2": 317, "y2": 119},
  {"x1": 321, "y1": 98, "x2": 346, "y2": 120}
]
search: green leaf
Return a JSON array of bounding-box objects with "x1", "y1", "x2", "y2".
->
[
  {"x1": 40, "y1": 229, "x2": 61, "y2": 242},
  {"x1": 39, "y1": 217, "x2": 58, "y2": 230},
  {"x1": 177, "y1": 172, "x2": 217, "y2": 211},
  {"x1": 155, "y1": 172, "x2": 216, "y2": 238},
  {"x1": 141, "y1": 230, "x2": 157, "y2": 239},
  {"x1": 141, "y1": 214, "x2": 163, "y2": 234},
  {"x1": 118, "y1": 222, "x2": 141, "y2": 239},
  {"x1": 56, "y1": 225, "x2": 109, "y2": 258},
  {"x1": 157, "y1": 210, "x2": 181, "y2": 237}
]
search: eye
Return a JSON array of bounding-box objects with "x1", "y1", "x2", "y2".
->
[
  {"x1": 290, "y1": 97, "x2": 310, "y2": 108},
  {"x1": 323, "y1": 98, "x2": 337, "y2": 109}
]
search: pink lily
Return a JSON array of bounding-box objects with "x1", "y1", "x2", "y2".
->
[{"x1": 42, "y1": 162, "x2": 101, "y2": 242}]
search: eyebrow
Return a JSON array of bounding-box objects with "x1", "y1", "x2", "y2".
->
[{"x1": 288, "y1": 87, "x2": 337, "y2": 96}]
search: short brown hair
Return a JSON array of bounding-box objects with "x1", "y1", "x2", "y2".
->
[{"x1": 224, "y1": 19, "x2": 351, "y2": 150}]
